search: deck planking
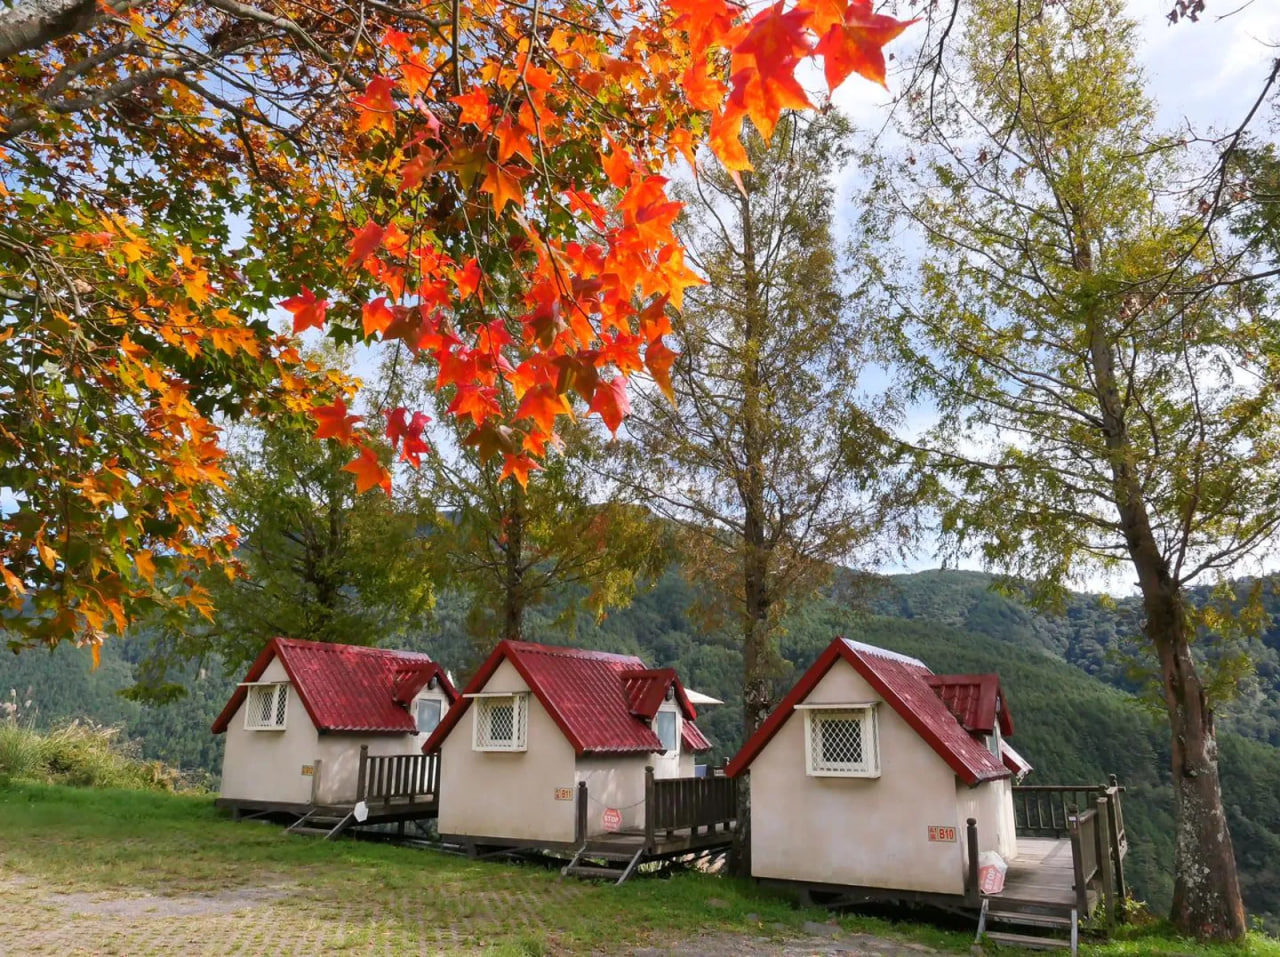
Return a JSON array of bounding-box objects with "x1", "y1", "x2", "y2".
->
[{"x1": 992, "y1": 837, "x2": 1095, "y2": 912}]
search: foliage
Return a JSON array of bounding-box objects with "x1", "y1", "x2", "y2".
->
[
  {"x1": 133, "y1": 394, "x2": 437, "y2": 688},
  {"x1": 393, "y1": 366, "x2": 665, "y2": 665},
  {"x1": 1, "y1": 0, "x2": 915, "y2": 649},
  {"x1": 618, "y1": 110, "x2": 906, "y2": 734}
]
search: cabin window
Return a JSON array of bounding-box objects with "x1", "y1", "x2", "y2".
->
[
  {"x1": 244, "y1": 683, "x2": 288, "y2": 730},
  {"x1": 655, "y1": 710, "x2": 678, "y2": 753},
  {"x1": 804, "y1": 706, "x2": 879, "y2": 777},
  {"x1": 473, "y1": 693, "x2": 528, "y2": 751},
  {"x1": 416, "y1": 697, "x2": 443, "y2": 735}
]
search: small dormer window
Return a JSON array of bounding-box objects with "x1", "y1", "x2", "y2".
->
[
  {"x1": 244, "y1": 683, "x2": 288, "y2": 730},
  {"x1": 416, "y1": 697, "x2": 443, "y2": 734},
  {"x1": 655, "y1": 710, "x2": 678, "y2": 753},
  {"x1": 472, "y1": 693, "x2": 528, "y2": 751}
]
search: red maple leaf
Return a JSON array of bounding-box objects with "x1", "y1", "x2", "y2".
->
[
  {"x1": 645, "y1": 336, "x2": 678, "y2": 403},
  {"x1": 447, "y1": 383, "x2": 500, "y2": 425},
  {"x1": 588, "y1": 376, "x2": 631, "y2": 436},
  {"x1": 281, "y1": 286, "x2": 327, "y2": 334},
  {"x1": 312, "y1": 396, "x2": 362, "y2": 442},
  {"x1": 814, "y1": 1, "x2": 917, "y2": 90},
  {"x1": 451, "y1": 89, "x2": 493, "y2": 128},
  {"x1": 346, "y1": 221, "x2": 388, "y2": 270},
  {"x1": 343, "y1": 447, "x2": 391, "y2": 496}
]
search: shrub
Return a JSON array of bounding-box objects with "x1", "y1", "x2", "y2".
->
[{"x1": 0, "y1": 714, "x2": 191, "y2": 792}]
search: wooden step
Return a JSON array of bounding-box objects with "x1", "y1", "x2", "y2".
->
[
  {"x1": 563, "y1": 864, "x2": 627, "y2": 881},
  {"x1": 984, "y1": 930, "x2": 1071, "y2": 950},
  {"x1": 986, "y1": 909, "x2": 1075, "y2": 929},
  {"x1": 289, "y1": 826, "x2": 336, "y2": 836},
  {"x1": 580, "y1": 849, "x2": 641, "y2": 862}
]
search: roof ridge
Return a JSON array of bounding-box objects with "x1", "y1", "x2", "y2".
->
[
  {"x1": 841, "y1": 638, "x2": 929, "y2": 669},
  {"x1": 509, "y1": 641, "x2": 645, "y2": 663},
  {"x1": 276, "y1": 638, "x2": 434, "y2": 660}
]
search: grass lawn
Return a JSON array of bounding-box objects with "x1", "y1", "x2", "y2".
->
[{"x1": 0, "y1": 782, "x2": 1275, "y2": 956}]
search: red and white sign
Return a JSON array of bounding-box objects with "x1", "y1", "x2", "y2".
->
[
  {"x1": 601, "y1": 807, "x2": 622, "y2": 832},
  {"x1": 927, "y1": 825, "x2": 957, "y2": 843},
  {"x1": 980, "y1": 862, "x2": 1007, "y2": 894}
]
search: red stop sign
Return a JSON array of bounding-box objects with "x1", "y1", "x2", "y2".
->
[{"x1": 601, "y1": 807, "x2": 622, "y2": 832}]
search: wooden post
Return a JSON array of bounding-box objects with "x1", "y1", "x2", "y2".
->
[
  {"x1": 644, "y1": 765, "x2": 656, "y2": 850},
  {"x1": 575, "y1": 780, "x2": 588, "y2": 844},
  {"x1": 1068, "y1": 813, "x2": 1089, "y2": 917},
  {"x1": 356, "y1": 745, "x2": 369, "y2": 803},
  {"x1": 1107, "y1": 775, "x2": 1127, "y2": 920},
  {"x1": 966, "y1": 818, "x2": 980, "y2": 906},
  {"x1": 310, "y1": 758, "x2": 323, "y2": 806},
  {"x1": 1094, "y1": 796, "x2": 1114, "y2": 927}
]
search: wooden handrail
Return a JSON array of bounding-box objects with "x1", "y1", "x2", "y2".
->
[
  {"x1": 356, "y1": 749, "x2": 439, "y2": 806},
  {"x1": 642, "y1": 766, "x2": 736, "y2": 849}
]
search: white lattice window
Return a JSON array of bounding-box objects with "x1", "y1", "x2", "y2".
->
[
  {"x1": 803, "y1": 705, "x2": 879, "y2": 777},
  {"x1": 472, "y1": 693, "x2": 527, "y2": 751},
  {"x1": 244, "y1": 683, "x2": 288, "y2": 730}
]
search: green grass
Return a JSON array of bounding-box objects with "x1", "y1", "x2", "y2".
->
[
  {"x1": 0, "y1": 782, "x2": 1275, "y2": 955},
  {"x1": 0, "y1": 719, "x2": 188, "y2": 791}
]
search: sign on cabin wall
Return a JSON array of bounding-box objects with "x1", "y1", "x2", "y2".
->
[
  {"x1": 602, "y1": 808, "x2": 622, "y2": 832},
  {"x1": 554, "y1": 787, "x2": 574, "y2": 801},
  {"x1": 300, "y1": 765, "x2": 314, "y2": 777},
  {"x1": 927, "y1": 825, "x2": 957, "y2": 843}
]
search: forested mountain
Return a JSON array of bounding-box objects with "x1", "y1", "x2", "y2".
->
[{"x1": 4, "y1": 568, "x2": 1280, "y2": 927}]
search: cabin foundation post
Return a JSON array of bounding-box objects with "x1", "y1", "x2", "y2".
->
[
  {"x1": 644, "y1": 766, "x2": 656, "y2": 850},
  {"x1": 575, "y1": 781, "x2": 588, "y2": 844},
  {"x1": 965, "y1": 818, "x2": 979, "y2": 906}
]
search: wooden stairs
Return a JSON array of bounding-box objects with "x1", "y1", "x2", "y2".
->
[
  {"x1": 976, "y1": 899, "x2": 1079, "y2": 954},
  {"x1": 561, "y1": 844, "x2": 646, "y2": 885},
  {"x1": 285, "y1": 808, "x2": 355, "y2": 841}
]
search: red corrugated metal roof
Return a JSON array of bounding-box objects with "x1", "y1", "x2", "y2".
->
[
  {"x1": 1001, "y1": 740, "x2": 1033, "y2": 778},
  {"x1": 925, "y1": 674, "x2": 1013, "y2": 736},
  {"x1": 211, "y1": 638, "x2": 458, "y2": 735},
  {"x1": 681, "y1": 720, "x2": 713, "y2": 753},
  {"x1": 726, "y1": 638, "x2": 1011, "y2": 786},
  {"x1": 421, "y1": 641, "x2": 714, "y2": 756}
]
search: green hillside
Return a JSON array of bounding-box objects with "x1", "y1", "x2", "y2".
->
[{"x1": 3, "y1": 568, "x2": 1280, "y2": 928}]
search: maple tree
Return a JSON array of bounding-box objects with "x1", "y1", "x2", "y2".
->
[{"x1": 1, "y1": 0, "x2": 913, "y2": 652}]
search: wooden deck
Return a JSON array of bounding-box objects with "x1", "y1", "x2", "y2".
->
[
  {"x1": 993, "y1": 837, "x2": 1097, "y2": 913},
  {"x1": 584, "y1": 821, "x2": 736, "y2": 859}
]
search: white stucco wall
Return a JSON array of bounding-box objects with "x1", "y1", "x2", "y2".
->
[
  {"x1": 218, "y1": 659, "x2": 321, "y2": 805},
  {"x1": 957, "y1": 776, "x2": 1018, "y2": 862},
  {"x1": 436, "y1": 660, "x2": 578, "y2": 844},
  {"x1": 748, "y1": 660, "x2": 968, "y2": 895}
]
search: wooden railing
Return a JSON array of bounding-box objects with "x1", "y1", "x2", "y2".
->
[
  {"x1": 1012, "y1": 785, "x2": 1102, "y2": 838},
  {"x1": 1013, "y1": 776, "x2": 1128, "y2": 925},
  {"x1": 356, "y1": 746, "x2": 440, "y2": 806},
  {"x1": 642, "y1": 765, "x2": 736, "y2": 847}
]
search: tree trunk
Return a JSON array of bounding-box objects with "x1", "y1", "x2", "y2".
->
[
  {"x1": 1088, "y1": 321, "x2": 1246, "y2": 940},
  {"x1": 733, "y1": 172, "x2": 772, "y2": 879},
  {"x1": 500, "y1": 488, "x2": 526, "y2": 643}
]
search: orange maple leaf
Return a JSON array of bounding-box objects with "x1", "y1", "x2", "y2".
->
[
  {"x1": 455, "y1": 258, "x2": 483, "y2": 301},
  {"x1": 481, "y1": 162, "x2": 529, "y2": 216},
  {"x1": 814, "y1": 1, "x2": 917, "y2": 90},
  {"x1": 452, "y1": 89, "x2": 493, "y2": 128},
  {"x1": 353, "y1": 76, "x2": 396, "y2": 134},
  {"x1": 500, "y1": 452, "x2": 538, "y2": 489},
  {"x1": 312, "y1": 396, "x2": 363, "y2": 442},
  {"x1": 447, "y1": 383, "x2": 500, "y2": 425},
  {"x1": 645, "y1": 336, "x2": 678, "y2": 403},
  {"x1": 515, "y1": 383, "x2": 570, "y2": 434},
  {"x1": 346, "y1": 221, "x2": 388, "y2": 270},
  {"x1": 280, "y1": 286, "x2": 327, "y2": 334},
  {"x1": 343, "y1": 447, "x2": 392, "y2": 496},
  {"x1": 362, "y1": 297, "x2": 396, "y2": 337}
]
